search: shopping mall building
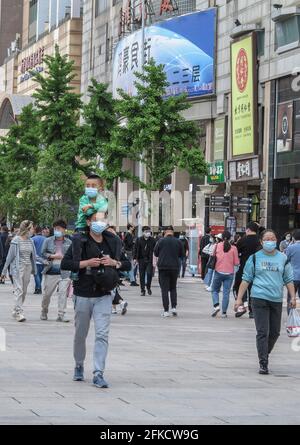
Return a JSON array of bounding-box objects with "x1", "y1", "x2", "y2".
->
[{"x1": 1, "y1": 0, "x2": 300, "y2": 235}]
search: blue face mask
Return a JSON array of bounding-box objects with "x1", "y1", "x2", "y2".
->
[
  {"x1": 85, "y1": 187, "x2": 98, "y2": 199},
  {"x1": 262, "y1": 241, "x2": 277, "y2": 252},
  {"x1": 91, "y1": 221, "x2": 107, "y2": 235},
  {"x1": 54, "y1": 230, "x2": 63, "y2": 238}
]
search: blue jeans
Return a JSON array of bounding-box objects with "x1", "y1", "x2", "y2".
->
[
  {"x1": 204, "y1": 268, "x2": 214, "y2": 286},
  {"x1": 212, "y1": 272, "x2": 234, "y2": 314},
  {"x1": 34, "y1": 264, "x2": 44, "y2": 290}
]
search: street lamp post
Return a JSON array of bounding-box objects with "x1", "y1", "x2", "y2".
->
[{"x1": 138, "y1": 0, "x2": 146, "y2": 237}]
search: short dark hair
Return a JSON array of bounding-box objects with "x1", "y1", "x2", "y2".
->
[
  {"x1": 34, "y1": 226, "x2": 42, "y2": 234},
  {"x1": 142, "y1": 226, "x2": 151, "y2": 232},
  {"x1": 247, "y1": 222, "x2": 259, "y2": 233},
  {"x1": 205, "y1": 227, "x2": 212, "y2": 234},
  {"x1": 87, "y1": 174, "x2": 103, "y2": 182},
  {"x1": 260, "y1": 229, "x2": 277, "y2": 240},
  {"x1": 53, "y1": 220, "x2": 67, "y2": 229},
  {"x1": 294, "y1": 230, "x2": 300, "y2": 241},
  {"x1": 127, "y1": 223, "x2": 134, "y2": 230},
  {"x1": 164, "y1": 225, "x2": 174, "y2": 232}
]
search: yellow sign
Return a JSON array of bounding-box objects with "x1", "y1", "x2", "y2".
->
[{"x1": 231, "y1": 34, "x2": 256, "y2": 156}]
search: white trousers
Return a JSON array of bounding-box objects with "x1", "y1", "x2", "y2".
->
[
  {"x1": 41, "y1": 274, "x2": 70, "y2": 317},
  {"x1": 12, "y1": 264, "x2": 32, "y2": 314}
]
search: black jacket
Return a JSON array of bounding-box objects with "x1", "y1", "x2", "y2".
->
[
  {"x1": 199, "y1": 234, "x2": 211, "y2": 258},
  {"x1": 133, "y1": 236, "x2": 156, "y2": 262},
  {"x1": 61, "y1": 231, "x2": 131, "y2": 298},
  {"x1": 124, "y1": 231, "x2": 135, "y2": 251},
  {"x1": 154, "y1": 235, "x2": 184, "y2": 270}
]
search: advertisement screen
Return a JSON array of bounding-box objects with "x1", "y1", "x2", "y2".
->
[{"x1": 113, "y1": 9, "x2": 216, "y2": 98}]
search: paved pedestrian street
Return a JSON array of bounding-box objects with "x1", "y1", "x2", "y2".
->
[{"x1": 0, "y1": 277, "x2": 300, "y2": 425}]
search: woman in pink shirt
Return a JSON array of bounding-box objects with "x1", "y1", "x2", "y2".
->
[{"x1": 211, "y1": 231, "x2": 240, "y2": 318}]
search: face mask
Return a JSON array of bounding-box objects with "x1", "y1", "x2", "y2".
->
[
  {"x1": 262, "y1": 241, "x2": 277, "y2": 252},
  {"x1": 286, "y1": 235, "x2": 291, "y2": 241},
  {"x1": 144, "y1": 232, "x2": 151, "y2": 238},
  {"x1": 209, "y1": 237, "x2": 214, "y2": 243},
  {"x1": 85, "y1": 187, "x2": 98, "y2": 198},
  {"x1": 179, "y1": 236, "x2": 184, "y2": 240},
  {"x1": 54, "y1": 230, "x2": 63, "y2": 238},
  {"x1": 91, "y1": 221, "x2": 107, "y2": 235}
]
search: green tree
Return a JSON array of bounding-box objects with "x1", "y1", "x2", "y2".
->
[
  {"x1": 106, "y1": 59, "x2": 207, "y2": 190},
  {"x1": 78, "y1": 79, "x2": 117, "y2": 168},
  {"x1": 0, "y1": 104, "x2": 40, "y2": 223},
  {"x1": 30, "y1": 45, "x2": 84, "y2": 222}
]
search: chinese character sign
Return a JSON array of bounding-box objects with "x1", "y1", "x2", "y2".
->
[
  {"x1": 113, "y1": 9, "x2": 216, "y2": 99},
  {"x1": 207, "y1": 161, "x2": 225, "y2": 184},
  {"x1": 231, "y1": 34, "x2": 256, "y2": 156}
]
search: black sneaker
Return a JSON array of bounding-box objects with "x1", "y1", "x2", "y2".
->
[
  {"x1": 130, "y1": 281, "x2": 139, "y2": 287},
  {"x1": 259, "y1": 363, "x2": 269, "y2": 375},
  {"x1": 147, "y1": 288, "x2": 152, "y2": 296},
  {"x1": 141, "y1": 290, "x2": 146, "y2": 296}
]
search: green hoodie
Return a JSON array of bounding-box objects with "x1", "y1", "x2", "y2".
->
[{"x1": 75, "y1": 193, "x2": 108, "y2": 229}]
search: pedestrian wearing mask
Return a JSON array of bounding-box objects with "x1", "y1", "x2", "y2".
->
[
  {"x1": 154, "y1": 226, "x2": 184, "y2": 317},
  {"x1": 61, "y1": 212, "x2": 131, "y2": 388},
  {"x1": 235, "y1": 229, "x2": 296, "y2": 375},
  {"x1": 40, "y1": 220, "x2": 72, "y2": 322},
  {"x1": 285, "y1": 229, "x2": 300, "y2": 314},
  {"x1": 211, "y1": 231, "x2": 240, "y2": 318},
  {"x1": 124, "y1": 224, "x2": 139, "y2": 287},
  {"x1": 203, "y1": 234, "x2": 217, "y2": 291},
  {"x1": 1, "y1": 220, "x2": 37, "y2": 322},
  {"x1": 178, "y1": 232, "x2": 189, "y2": 278},
  {"x1": 279, "y1": 232, "x2": 293, "y2": 253},
  {"x1": 133, "y1": 226, "x2": 156, "y2": 296}
]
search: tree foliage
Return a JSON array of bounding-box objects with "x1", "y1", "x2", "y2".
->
[{"x1": 106, "y1": 59, "x2": 207, "y2": 191}]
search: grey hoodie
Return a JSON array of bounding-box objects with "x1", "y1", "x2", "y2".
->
[{"x1": 2, "y1": 236, "x2": 37, "y2": 277}]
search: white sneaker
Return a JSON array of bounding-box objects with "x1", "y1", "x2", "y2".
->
[
  {"x1": 12, "y1": 310, "x2": 17, "y2": 319},
  {"x1": 211, "y1": 306, "x2": 220, "y2": 317},
  {"x1": 120, "y1": 301, "x2": 128, "y2": 315},
  {"x1": 206, "y1": 286, "x2": 212, "y2": 292},
  {"x1": 171, "y1": 308, "x2": 177, "y2": 317},
  {"x1": 15, "y1": 313, "x2": 26, "y2": 322},
  {"x1": 221, "y1": 313, "x2": 228, "y2": 318},
  {"x1": 111, "y1": 308, "x2": 118, "y2": 315},
  {"x1": 162, "y1": 311, "x2": 170, "y2": 318}
]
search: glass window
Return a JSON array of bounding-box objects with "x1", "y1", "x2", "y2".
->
[
  {"x1": 275, "y1": 16, "x2": 300, "y2": 49},
  {"x1": 95, "y1": 0, "x2": 108, "y2": 17},
  {"x1": 29, "y1": 0, "x2": 38, "y2": 43},
  {"x1": 257, "y1": 30, "x2": 265, "y2": 57}
]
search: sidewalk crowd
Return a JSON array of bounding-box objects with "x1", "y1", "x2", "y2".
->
[{"x1": 0, "y1": 174, "x2": 299, "y2": 386}]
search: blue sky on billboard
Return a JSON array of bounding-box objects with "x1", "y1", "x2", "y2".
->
[{"x1": 112, "y1": 9, "x2": 216, "y2": 99}]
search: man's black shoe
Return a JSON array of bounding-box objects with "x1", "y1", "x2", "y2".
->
[
  {"x1": 259, "y1": 364, "x2": 269, "y2": 375},
  {"x1": 147, "y1": 289, "x2": 152, "y2": 296},
  {"x1": 130, "y1": 282, "x2": 139, "y2": 287},
  {"x1": 141, "y1": 290, "x2": 146, "y2": 296}
]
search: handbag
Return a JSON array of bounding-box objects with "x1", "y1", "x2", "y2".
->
[{"x1": 206, "y1": 245, "x2": 217, "y2": 270}]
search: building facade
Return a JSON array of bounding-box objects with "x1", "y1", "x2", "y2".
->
[{"x1": 0, "y1": 0, "x2": 83, "y2": 135}]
